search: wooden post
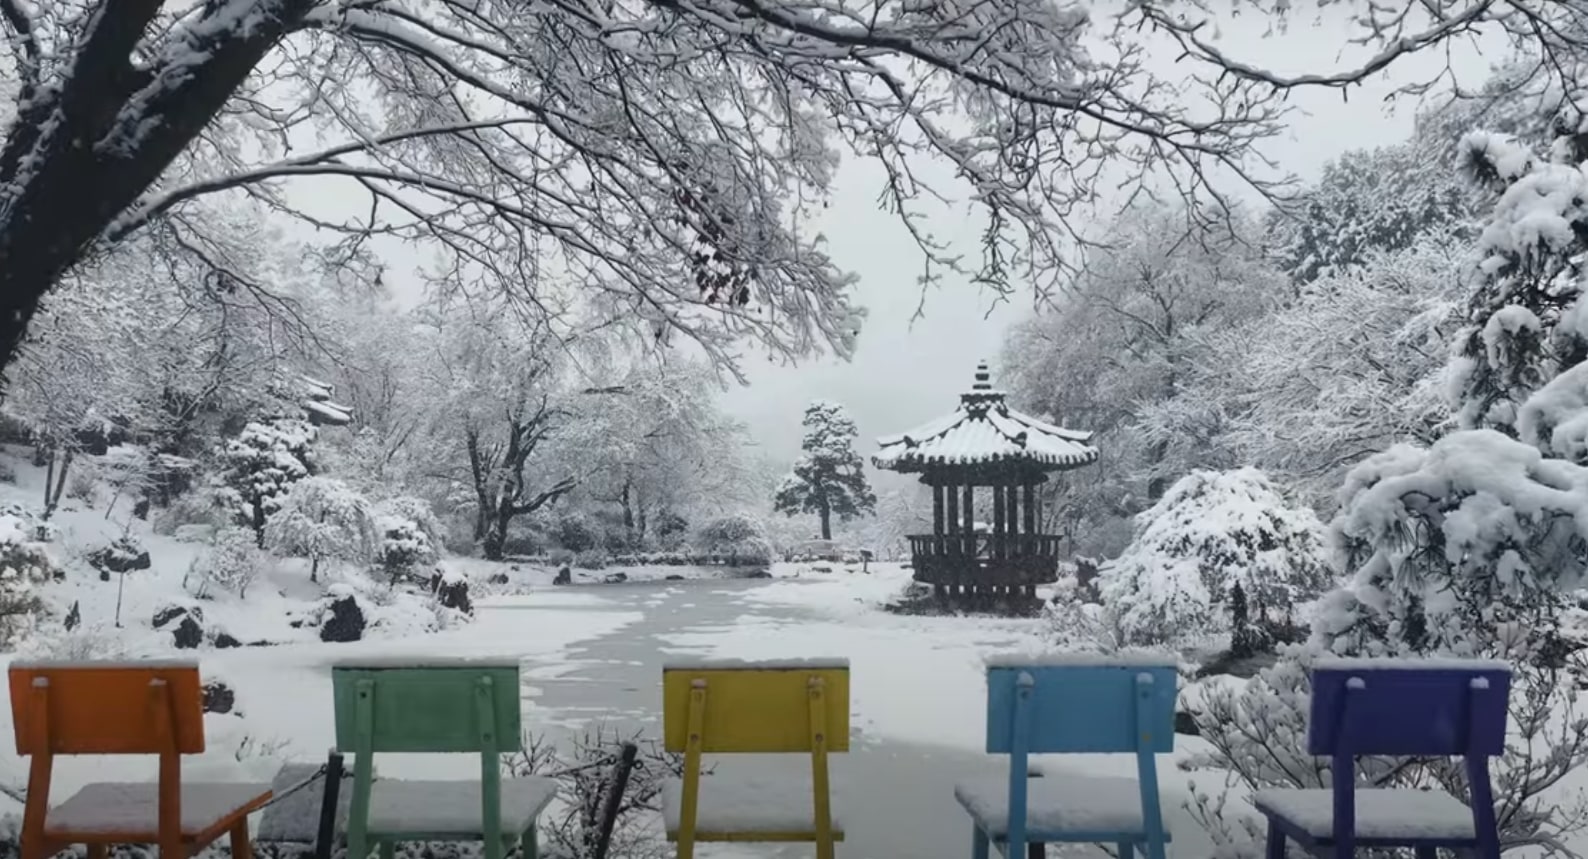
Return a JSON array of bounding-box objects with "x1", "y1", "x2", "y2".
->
[
  {"x1": 932, "y1": 482, "x2": 945, "y2": 554},
  {"x1": 1023, "y1": 484, "x2": 1036, "y2": 536},
  {"x1": 476, "y1": 676, "x2": 504, "y2": 859},
  {"x1": 20, "y1": 680, "x2": 53, "y2": 859},
  {"x1": 152, "y1": 679, "x2": 183, "y2": 859},
  {"x1": 993, "y1": 482, "x2": 1005, "y2": 560},
  {"x1": 677, "y1": 681, "x2": 707, "y2": 859},
  {"x1": 962, "y1": 484, "x2": 975, "y2": 556},
  {"x1": 347, "y1": 680, "x2": 377, "y2": 859},
  {"x1": 945, "y1": 480, "x2": 960, "y2": 551},
  {"x1": 808, "y1": 677, "x2": 835, "y2": 859}
]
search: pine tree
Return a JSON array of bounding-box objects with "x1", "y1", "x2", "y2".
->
[
  {"x1": 773, "y1": 401, "x2": 876, "y2": 541},
  {"x1": 216, "y1": 419, "x2": 317, "y2": 546}
]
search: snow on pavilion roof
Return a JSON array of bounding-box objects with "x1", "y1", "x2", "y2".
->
[{"x1": 873, "y1": 362, "x2": 1099, "y2": 472}]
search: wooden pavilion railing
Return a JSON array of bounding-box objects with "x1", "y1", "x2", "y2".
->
[{"x1": 905, "y1": 533, "x2": 1062, "y2": 587}]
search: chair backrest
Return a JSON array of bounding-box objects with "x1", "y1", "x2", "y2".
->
[
  {"x1": 331, "y1": 658, "x2": 522, "y2": 753},
  {"x1": 9, "y1": 660, "x2": 205, "y2": 755},
  {"x1": 1309, "y1": 658, "x2": 1511, "y2": 757},
  {"x1": 984, "y1": 654, "x2": 1178, "y2": 754},
  {"x1": 662, "y1": 658, "x2": 850, "y2": 753}
]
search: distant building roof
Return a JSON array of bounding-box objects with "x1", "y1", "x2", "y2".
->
[{"x1": 872, "y1": 361, "x2": 1098, "y2": 473}]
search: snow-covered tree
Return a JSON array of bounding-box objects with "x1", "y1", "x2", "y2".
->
[
  {"x1": 1266, "y1": 140, "x2": 1481, "y2": 285},
  {"x1": 190, "y1": 527, "x2": 265, "y2": 599},
  {"x1": 773, "y1": 401, "x2": 875, "y2": 541},
  {"x1": 409, "y1": 298, "x2": 582, "y2": 561},
  {"x1": 0, "y1": 0, "x2": 1314, "y2": 385},
  {"x1": 1002, "y1": 203, "x2": 1279, "y2": 555},
  {"x1": 264, "y1": 477, "x2": 376, "y2": 582},
  {"x1": 862, "y1": 485, "x2": 934, "y2": 560},
  {"x1": 1145, "y1": 234, "x2": 1469, "y2": 512},
  {"x1": 1099, "y1": 468, "x2": 1335, "y2": 648},
  {"x1": 216, "y1": 419, "x2": 317, "y2": 546}
]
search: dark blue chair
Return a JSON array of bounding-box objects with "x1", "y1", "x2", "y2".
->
[
  {"x1": 954, "y1": 655, "x2": 1178, "y2": 859},
  {"x1": 1254, "y1": 658, "x2": 1511, "y2": 859}
]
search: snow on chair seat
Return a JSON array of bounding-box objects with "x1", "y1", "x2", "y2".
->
[
  {"x1": 1255, "y1": 658, "x2": 1511, "y2": 859},
  {"x1": 45, "y1": 782, "x2": 273, "y2": 839},
  {"x1": 1253, "y1": 788, "x2": 1477, "y2": 841},
  {"x1": 660, "y1": 771, "x2": 846, "y2": 837},
  {"x1": 962, "y1": 652, "x2": 1179, "y2": 859},
  {"x1": 9, "y1": 660, "x2": 273, "y2": 859},
  {"x1": 661, "y1": 658, "x2": 849, "y2": 859},
  {"x1": 331, "y1": 659, "x2": 546, "y2": 859},
  {"x1": 365, "y1": 777, "x2": 557, "y2": 837},
  {"x1": 953, "y1": 772, "x2": 1173, "y2": 840}
]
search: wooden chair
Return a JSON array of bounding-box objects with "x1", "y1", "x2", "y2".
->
[
  {"x1": 9, "y1": 660, "x2": 274, "y2": 859},
  {"x1": 660, "y1": 658, "x2": 849, "y2": 859},
  {"x1": 954, "y1": 654, "x2": 1177, "y2": 859},
  {"x1": 1254, "y1": 658, "x2": 1511, "y2": 859},
  {"x1": 331, "y1": 658, "x2": 556, "y2": 859}
]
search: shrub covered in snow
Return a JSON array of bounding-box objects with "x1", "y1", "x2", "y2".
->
[
  {"x1": 189, "y1": 527, "x2": 265, "y2": 599},
  {"x1": 1098, "y1": 468, "x2": 1334, "y2": 648},
  {"x1": 555, "y1": 512, "x2": 600, "y2": 553},
  {"x1": 0, "y1": 509, "x2": 59, "y2": 648},
  {"x1": 370, "y1": 497, "x2": 445, "y2": 581},
  {"x1": 694, "y1": 514, "x2": 773, "y2": 566},
  {"x1": 215, "y1": 418, "x2": 317, "y2": 543},
  {"x1": 264, "y1": 477, "x2": 376, "y2": 582}
]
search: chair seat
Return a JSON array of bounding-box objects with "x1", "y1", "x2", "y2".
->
[
  {"x1": 365, "y1": 778, "x2": 557, "y2": 838},
  {"x1": 1254, "y1": 788, "x2": 1477, "y2": 841},
  {"x1": 662, "y1": 773, "x2": 845, "y2": 838},
  {"x1": 45, "y1": 781, "x2": 272, "y2": 840},
  {"x1": 954, "y1": 773, "x2": 1172, "y2": 839}
]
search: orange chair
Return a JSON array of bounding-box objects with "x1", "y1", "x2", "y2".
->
[{"x1": 10, "y1": 660, "x2": 274, "y2": 859}]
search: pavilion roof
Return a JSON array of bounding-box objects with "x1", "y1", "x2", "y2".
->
[{"x1": 873, "y1": 362, "x2": 1098, "y2": 473}]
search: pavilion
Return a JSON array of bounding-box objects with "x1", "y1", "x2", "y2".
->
[{"x1": 872, "y1": 361, "x2": 1098, "y2": 605}]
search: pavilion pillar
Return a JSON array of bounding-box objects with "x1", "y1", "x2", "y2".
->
[
  {"x1": 1008, "y1": 484, "x2": 1021, "y2": 563},
  {"x1": 992, "y1": 482, "x2": 1005, "y2": 560},
  {"x1": 932, "y1": 482, "x2": 945, "y2": 554},
  {"x1": 962, "y1": 484, "x2": 975, "y2": 555},
  {"x1": 1023, "y1": 483, "x2": 1036, "y2": 535}
]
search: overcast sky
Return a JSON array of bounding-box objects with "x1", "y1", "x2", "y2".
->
[{"x1": 718, "y1": 8, "x2": 1506, "y2": 481}]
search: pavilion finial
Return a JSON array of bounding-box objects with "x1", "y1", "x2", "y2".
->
[{"x1": 972, "y1": 360, "x2": 992, "y2": 391}]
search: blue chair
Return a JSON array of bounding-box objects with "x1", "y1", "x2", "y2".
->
[
  {"x1": 954, "y1": 654, "x2": 1178, "y2": 859},
  {"x1": 1253, "y1": 658, "x2": 1510, "y2": 859}
]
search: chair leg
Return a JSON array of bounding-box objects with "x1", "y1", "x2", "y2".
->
[
  {"x1": 1265, "y1": 821, "x2": 1286, "y2": 859},
  {"x1": 87, "y1": 845, "x2": 108, "y2": 859},
  {"x1": 1413, "y1": 848, "x2": 1435, "y2": 859},
  {"x1": 230, "y1": 818, "x2": 254, "y2": 859},
  {"x1": 1027, "y1": 842, "x2": 1046, "y2": 859},
  {"x1": 379, "y1": 840, "x2": 395, "y2": 859},
  {"x1": 973, "y1": 826, "x2": 989, "y2": 859},
  {"x1": 523, "y1": 826, "x2": 539, "y2": 859},
  {"x1": 1117, "y1": 841, "x2": 1132, "y2": 859}
]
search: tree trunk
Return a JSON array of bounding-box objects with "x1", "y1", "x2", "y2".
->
[
  {"x1": 819, "y1": 500, "x2": 832, "y2": 541},
  {"x1": 43, "y1": 448, "x2": 73, "y2": 519},
  {"x1": 310, "y1": 554, "x2": 320, "y2": 584},
  {"x1": 251, "y1": 497, "x2": 266, "y2": 547},
  {"x1": 620, "y1": 480, "x2": 635, "y2": 532}
]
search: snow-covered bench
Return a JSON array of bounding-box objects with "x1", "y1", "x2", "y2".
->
[
  {"x1": 330, "y1": 658, "x2": 557, "y2": 859},
  {"x1": 9, "y1": 660, "x2": 274, "y2": 859},
  {"x1": 659, "y1": 658, "x2": 849, "y2": 859},
  {"x1": 1253, "y1": 658, "x2": 1511, "y2": 859},
  {"x1": 955, "y1": 651, "x2": 1178, "y2": 859}
]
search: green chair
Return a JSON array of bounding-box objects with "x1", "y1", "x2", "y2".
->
[{"x1": 331, "y1": 658, "x2": 556, "y2": 859}]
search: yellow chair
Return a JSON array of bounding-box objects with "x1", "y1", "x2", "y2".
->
[{"x1": 660, "y1": 658, "x2": 849, "y2": 859}]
